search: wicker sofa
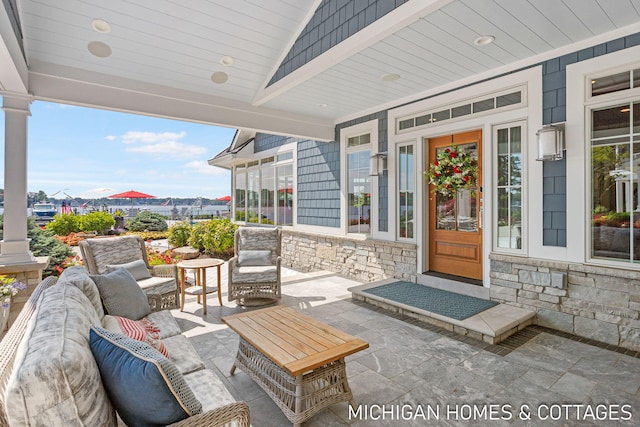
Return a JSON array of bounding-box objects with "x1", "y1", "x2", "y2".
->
[{"x1": 0, "y1": 267, "x2": 249, "y2": 426}]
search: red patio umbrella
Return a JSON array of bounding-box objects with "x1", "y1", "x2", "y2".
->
[
  {"x1": 108, "y1": 190, "x2": 156, "y2": 207},
  {"x1": 215, "y1": 195, "x2": 231, "y2": 202}
]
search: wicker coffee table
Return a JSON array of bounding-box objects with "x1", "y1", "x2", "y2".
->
[{"x1": 222, "y1": 306, "x2": 368, "y2": 426}]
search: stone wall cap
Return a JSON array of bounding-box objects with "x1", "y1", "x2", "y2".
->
[{"x1": 0, "y1": 256, "x2": 50, "y2": 273}]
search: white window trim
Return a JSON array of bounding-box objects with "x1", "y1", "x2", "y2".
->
[
  {"x1": 339, "y1": 120, "x2": 378, "y2": 238},
  {"x1": 566, "y1": 43, "x2": 640, "y2": 267},
  {"x1": 492, "y1": 120, "x2": 527, "y2": 255}
]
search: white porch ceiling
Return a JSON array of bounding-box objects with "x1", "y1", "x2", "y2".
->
[{"x1": 3, "y1": 0, "x2": 640, "y2": 140}]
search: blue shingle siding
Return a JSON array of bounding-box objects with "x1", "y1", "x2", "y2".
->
[
  {"x1": 335, "y1": 111, "x2": 389, "y2": 232},
  {"x1": 251, "y1": 133, "x2": 341, "y2": 227},
  {"x1": 542, "y1": 158, "x2": 567, "y2": 247},
  {"x1": 297, "y1": 139, "x2": 341, "y2": 227},
  {"x1": 268, "y1": 0, "x2": 408, "y2": 86},
  {"x1": 539, "y1": 32, "x2": 640, "y2": 247},
  {"x1": 254, "y1": 133, "x2": 303, "y2": 152}
]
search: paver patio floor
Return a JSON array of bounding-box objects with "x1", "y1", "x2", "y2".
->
[{"x1": 172, "y1": 265, "x2": 640, "y2": 426}]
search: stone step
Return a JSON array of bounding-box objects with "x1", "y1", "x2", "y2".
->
[{"x1": 349, "y1": 279, "x2": 535, "y2": 345}]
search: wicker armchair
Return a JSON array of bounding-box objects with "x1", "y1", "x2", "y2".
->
[
  {"x1": 228, "y1": 227, "x2": 281, "y2": 306},
  {"x1": 79, "y1": 235, "x2": 179, "y2": 311}
]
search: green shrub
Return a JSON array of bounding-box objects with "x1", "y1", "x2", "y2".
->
[
  {"x1": 78, "y1": 211, "x2": 115, "y2": 234},
  {"x1": 0, "y1": 216, "x2": 74, "y2": 277},
  {"x1": 127, "y1": 231, "x2": 169, "y2": 240},
  {"x1": 167, "y1": 221, "x2": 192, "y2": 247},
  {"x1": 187, "y1": 219, "x2": 238, "y2": 256},
  {"x1": 45, "y1": 214, "x2": 81, "y2": 235},
  {"x1": 126, "y1": 211, "x2": 168, "y2": 232}
]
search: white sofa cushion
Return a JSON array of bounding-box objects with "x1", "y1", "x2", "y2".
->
[
  {"x1": 144, "y1": 310, "x2": 182, "y2": 339},
  {"x1": 183, "y1": 369, "x2": 237, "y2": 413},
  {"x1": 163, "y1": 334, "x2": 205, "y2": 375},
  {"x1": 5, "y1": 285, "x2": 116, "y2": 426}
]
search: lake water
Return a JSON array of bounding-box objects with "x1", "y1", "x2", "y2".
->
[{"x1": 11, "y1": 204, "x2": 231, "y2": 219}]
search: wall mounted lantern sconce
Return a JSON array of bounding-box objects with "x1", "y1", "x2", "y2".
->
[
  {"x1": 370, "y1": 152, "x2": 388, "y2": 176},
  {"x1": 536, "y1": 124, "x2": 565, "y2": 161}
]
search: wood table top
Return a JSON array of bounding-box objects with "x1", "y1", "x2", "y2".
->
[
  {"x1": 177, "y1": 258, "x2": 223, "y2": 268},
  {"x1": 223, "y1": 306, "x2": 369, "y2": 376}
]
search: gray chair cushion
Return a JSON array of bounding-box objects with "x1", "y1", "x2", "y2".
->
[
  {"x1": 90, "y1": 269, "x2": 151, "y2": 320},
  {"x1": 106, "y1": 259, "x2": 152, "y2": 280},
  {"x1": 238, "y1": 250, "x2": 272, "y2": 266}
]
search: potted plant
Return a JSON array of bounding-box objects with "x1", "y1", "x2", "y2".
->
[{"x1": 0, "y1": 275, "x2": 26, "y2": 331}]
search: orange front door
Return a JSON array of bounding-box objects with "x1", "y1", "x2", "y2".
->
[{"x1": 428, "y1": 130, "x2": 483, "y2": 280}]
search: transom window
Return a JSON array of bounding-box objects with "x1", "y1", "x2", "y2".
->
[
  {"x1": 397, "y1": 88, "x2": 524, "y2": 133},
  {"x1": 591, "y1": 68, "x2": 640, "y2": 97}
]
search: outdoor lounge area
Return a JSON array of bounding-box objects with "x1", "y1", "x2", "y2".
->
[
  {"x1": 2, "y1": 257, "x2": 639, "y2": 425},
  {"x1": 172, "y1": 264, "x2": 640, "y2": 426}
]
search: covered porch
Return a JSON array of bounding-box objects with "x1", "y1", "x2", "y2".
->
[{"x1": 180, "y1": 264, "x2": 640, "y2": 425}]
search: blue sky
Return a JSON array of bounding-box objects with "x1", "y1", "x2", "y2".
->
[{"x1": 1, "y1": 101, "x2": 236, "y2": 199}]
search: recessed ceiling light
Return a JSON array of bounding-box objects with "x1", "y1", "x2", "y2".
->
[
  {"x1": 91, "y1": 19, "x2": 111, "y2": 34},
  {"x1": 211, "y1": 71, "x2": 229, "y2": 84},
  {"x1": 380, "y1": 73, "x2": 400, "y2": 82},
  {"x1": 87, "y1": 41, "x2": 112, "y2": 58},
  {"x1": 220, "y1": 56, "x2": 234, "y2": 66},
  {"x1": 474, "y1": 35, "x2": 495, "y2": 46},
  {"x1": 318, "y1": 103, "x2": 328, "y2": 108}
]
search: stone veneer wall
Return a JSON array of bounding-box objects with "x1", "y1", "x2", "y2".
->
[
  {"x1": 0, "y1": 257, "x2": 49, "y2": 334},
  {"x1": 489, "y1": 253, "x2": 640, "y2": 351},
  {"x1": 281, "y1": 229, "x2": 417, "y2": 283}
]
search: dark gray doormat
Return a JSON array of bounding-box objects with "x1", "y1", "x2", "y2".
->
[{"x1": 361, "y1": 281, "x2": 498, "y2": 320}]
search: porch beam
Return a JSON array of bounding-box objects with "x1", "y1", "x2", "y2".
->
[{"x1": 28, "y1": 68, "x2": 335, "y2": 142}]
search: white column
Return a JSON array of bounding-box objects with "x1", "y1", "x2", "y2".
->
[{"x1": 0, "y1": 92, "x2": 35, "y2": 265}]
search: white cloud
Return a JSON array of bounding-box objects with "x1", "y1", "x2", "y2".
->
[
  {"x1": 126, "y1": 141, "x2": 207, "y2": 158},
  {"x1": 121, "y1": 131, "x2": 186, "y2": 144},
  {"x1": 77, "y1": 187, "x2": 115, "y2": 198},
  {"x1": 183, "y1": 160, "x2": 228, "y2": 176},
  {"x1": 104, "y1": 135, "x2": 117, "y2": 141}
]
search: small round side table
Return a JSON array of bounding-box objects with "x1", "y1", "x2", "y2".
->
[{"x1": 177, "y1": 258, "x2": 224, "y2": 315}]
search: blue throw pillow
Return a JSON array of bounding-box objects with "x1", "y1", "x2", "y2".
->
[{"x1": 89, "y1": 326, "x2": 202, "y2": 427}]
